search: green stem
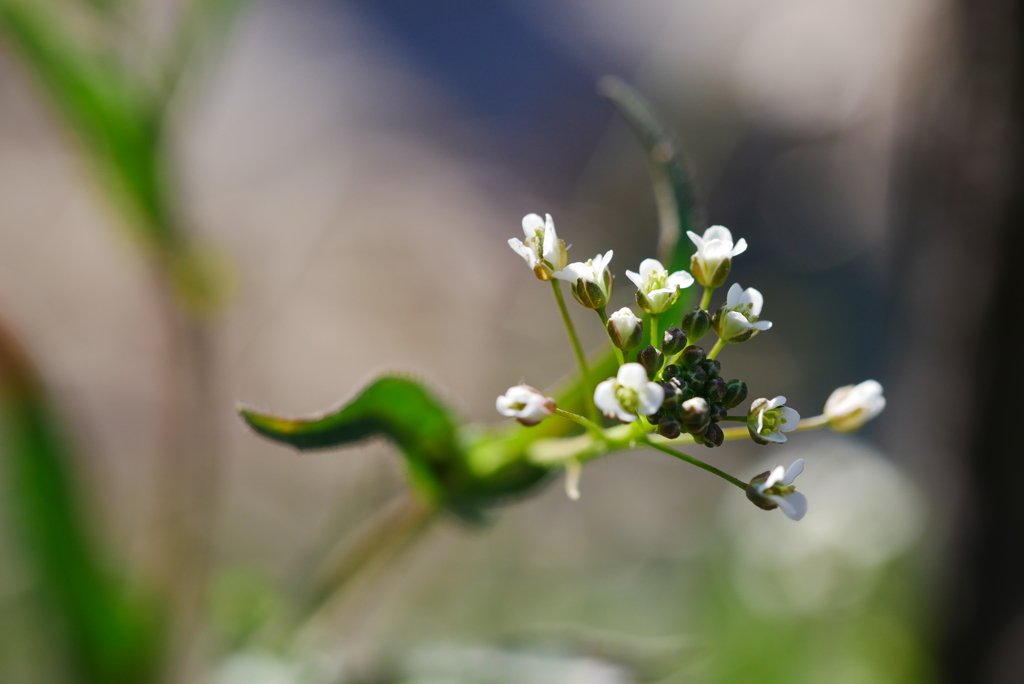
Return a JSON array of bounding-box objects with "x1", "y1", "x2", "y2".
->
[
  {"x1": 700, "y1": 287, "x2": 714, "y2": 310},
  {"x1": 643, "y1": 438, "x2": 746, "y2": 490},
  {"x1": 551, "y1": 280, "x2": 597, "y2": 421},
  {"x1": 650, "y1": 314, "x2": 660, "y2": 350},
  {"x1": 720, "y1": 415, "x2": 747, "y2": 422},
  {"x1": 596, "y1": 308, "x2": 625, "y2": 366},
  {"x1": 556, "y1": 409, "x2": 605, "y2": 439},
  {"x1": 707, "y1": 337, "x2": 727, "y2": 360},
  {"x1": 793, "y1": 414, "x2": 830, "y2": 432}
]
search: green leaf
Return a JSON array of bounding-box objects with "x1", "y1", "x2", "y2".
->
[
  {"x1": 0, "y1": 323, "x2": 163, "y2": 684},
  {"x1": 0, "y1": 0, "x2": 176, "y2": 248},
  {"x1": 239, "y1": 376, "x2": 549, "y2": 520}
]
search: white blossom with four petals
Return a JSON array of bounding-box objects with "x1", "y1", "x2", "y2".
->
[
  {"x1": 594, "y1": 363, "x2": 664, "y2": 423},
  {"x1": 824, "y1": 380, "x2": 886, "y2": 432},
  {"x1": 495, "y1": 384, "x2": 556, "y2": 426},
  {"x1": 625, "y1": 258, "x2": 695, "y2": 314},
  {"x1": 714, "y1": 283, "x2": 772, "y2": 343},
  {"x1": 508, "y1": 213, "x2": 568, "y2": 281},
  {"x1": 749, "y1": 459, "x2": 808, "y2": 521},
  {"x1": 687, "y1": 225, "x2": 747, "y2": 287},
  {"x1": 553, "y1": 250, "x2": 615, "y2": 309},
  {"x1": 747, "y1": 395, "x2": 800, "y2": 444}
]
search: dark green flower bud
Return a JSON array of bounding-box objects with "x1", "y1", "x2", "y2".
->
[
  {"x1": 680, "y1": 397, "x2": 710, "y2": 434},
  {"x1": 680, "y1": 386, "x2": 695, "y2": 402},
  {"x1": 705, "y1": 377, "x2": 728, "y2": 403},
  {"x1": 657, "y1": 420, "x2": 682, "y2": 439},
  {"x1": 722, "y1": 380, "x2": 748, "y2": 410},
  {"x1": 638, "y1": 345, "x2": 663, "y2": 379},
  {"x1": 710, "y1": 402, "x2": 727, "y2": 423},
  {"x1": 701, "y1": 359, "x2": 721, "y2": 379},
  {"x1": 704, "y1": 422, "x2": 724, "y2": 447},
  {"x1": 571, "y1": 277, "x2": 611, "y2": 310},
  {"x1": 660, "y1": 381, "x2": 682, "y2": 409},
  {"x1": 680, "y1": 345, "x2": 705, "y2": 368},
  {"x1": 662, "y1": 364, "x2": 682, "y2": 380},
  {"x1": 662, "y1": 327, "x2": 687, "y2": 355},
  {"x1": 687, "y1": 368, "x2": 708, "y2": 388},
  {"x1": 606, "y1": 307, "x2": 644, "y2": 350},
  {"x1": 680, "y1": 306, "x2": 712, "y2": 343}
]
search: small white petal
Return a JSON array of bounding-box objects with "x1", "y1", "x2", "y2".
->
[
  {"x1": 508, "y1": 238, "x2": 537, "y2": 267},
  {"x1": 687, "y1": 231, "x2": 705, "y2": 250},
  {"x1": 616, "y1": 363, "x2": 649, "y2": 390},
  {"x1": 639, "y1": 258, "x2": 663, "y2": 280},
  {"x1": 703, "y1": 225, "x2": 733, "y2": 244},
  {"x1": 625, "y1": 270, "x2": 644, "y2": 289},
  {"x1": 594, "y1": 380, "x2": 619, "y2": 418},
  {"x1": 764, "y1": 465, "x2": 786, "y2": 489},
  {"x1": 779, "y1": 406, "x2": 801, "y2": 431},
  {"x1": 637, "y1": 382, "x2": 666, "y2": 416},
  {"x1": 760, "y1": 430, "x2": 788, "y2": 444},
  {"x1": 730, "y1": 237, "x2": 748, "y2": 257},
  {"x1": 666, "y1": 271, "x2": 694, "y2": 288},
  {"x1": 769, "y1": 492, "x2": 807, "y2": 520},
  {"x1": 565, "y1": 460, "x2": 582, "y2": 501},
  {"x1": 782, "y1": 458, "x2": 805, "y2": 485},
  {"x1": 522, "y1": 213, "x2": 544, "y2": 237},
  {"x1": 744, "y1": 287, "x2": 764, "y2": 315},
  {"x1": 752, "y1": 320, "x2": 772, "y2": 331},
  {"x1": 767, "y1": 396, "x2": 787, "y2": 410},
  {"x1": 496, "y1": 395, "x2": 516, "y2": 415},
  {"x1": 726, "y1": 283, "x2": 743, "y2": 308}
]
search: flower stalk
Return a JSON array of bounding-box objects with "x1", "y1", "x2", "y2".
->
[{"x1": 551, "y1": 280, "x2": 597, "y2": 421}]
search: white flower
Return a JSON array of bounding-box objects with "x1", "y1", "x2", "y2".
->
[
  {"x1": 713, "y1": 283, "x2": 772, "y2": 343},
  {"x1": 553, "y1": 250, "x2": 614, "y2": 309},
  {"x1": 625, "y1": 258, "x2": 694, "y2": 314},
  {"x1": 747, "y1": 396, "x2": 800, "y2": 444},
  {"x1": 508, "y1": 213, "x2": 568, "y2": 281},
  {"x1": 747, "y1": 459, "x2": 808, "y2": 520},
  {"x1": 824, "y1": 380, "x2": 886, "y2": 432},
  {"x1": 606, "y1": 307, "x2": 643, "y2": 350},
  {"x1": 594, "y1": 363, "x2": 664, "y2": 423},
  {"x1": 496, "y1": 384, "x2": 556, "y2": 426},
  {"x1": 687, "y1": 225, "x2": 747, "y2": 288}
]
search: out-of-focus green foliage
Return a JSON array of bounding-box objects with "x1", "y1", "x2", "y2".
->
[
  {"x1": 240, "y1": 376, "x2": 550, "y2": 521},
  {"x1": 0, "y1": 0, "x2": 173, "y2": 246},
  {"x1": 0, "y1": 324, "x2": 164, "y2": 684}
]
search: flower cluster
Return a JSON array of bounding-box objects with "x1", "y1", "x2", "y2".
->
[{"x1": 498, "y1": 216, "x2": 887, "y2": 521}]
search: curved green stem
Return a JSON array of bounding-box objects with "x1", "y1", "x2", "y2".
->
[
  {"x1": 556, "y1": 409, "x2": 605, "y2": 439},
  {"x1": 643, "y1": 438, "x2": 746, "y2": 489},
  {"x1": 707, "y1": 337, "x2": 727, "y2": 360},
  {"x1": 700, "y1": 287, "x2": 714, "y2": 310},
  {"x1": 551, "y1": 280, "x2": 597, "y2": 421}
]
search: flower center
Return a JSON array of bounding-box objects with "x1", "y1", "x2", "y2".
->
[
  {"x1": 645, "y1": 268, "x2": 668, "y2": 291},
  {"x1": 614, "y1": 384, "x2": 640, "y2": 413},
  {"x1": 759, "y1": 407, "x2": 785, "y2": 434}
]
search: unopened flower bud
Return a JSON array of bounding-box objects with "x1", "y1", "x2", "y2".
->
[
  {"x1": 657, "y1": 420, "x2": 682, "y2": 439},
  {"x1": 705, "y1": 377, "x2": 727, "y2": 403},
  {"x1": 824, "y1": 380, "x2": 886, "y2": 432},
  {"x1": 680, "y1": 397, "x2": 710, "y2": 434},
  {"x1": 680, "y1": 345, "x2": 705, "y2": 368},
  {"x1": 660, "y1": 381, "x2": 682, "y2": 409},
  {"x1": 662, "y1": 364, "x2": 682, "y2": 380},
  {"x1": 722, "y1": 380, "x2": 748, "y2": 410},
  {"x1": 710, "y1": 402, "x2": 727, "y2": 423},
  {"x1": 704, "y1": 422, "x2": 724, "y2": 447},
  {"x1": 687, "y1": 368, "x2": 708, "y2": 388},
  {"x1": 638, "y1": 345, "x2": 664, "y2": 378},
  {"x1": 662, "y1": 327, "x2": 687, "y2": 355},
  {"x1": 701, "y1": 359, "x2": 721, "y2": 379},
  {"x1": 606, "y1": 307, "x2": 644, "y2": 350},
  {"x1": 680, "y1": 306, "x2": 712, "y2": 343}
]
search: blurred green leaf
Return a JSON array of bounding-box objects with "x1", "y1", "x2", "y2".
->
[
  {"x1": 0, "y1": 0, "x2": 175, "y2": 247},
  {"x1": 239, "y1": 376, "x2": 549, "y2": 520},
  {"x1": 0, "y1": 324, "x2": 163, "y2": 684}
]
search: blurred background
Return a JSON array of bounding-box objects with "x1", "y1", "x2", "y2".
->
[{"x1": 1, "y1": 0, "x2": 1021, "y2": 682}]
